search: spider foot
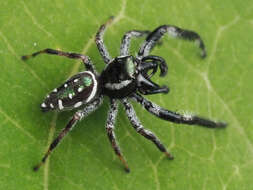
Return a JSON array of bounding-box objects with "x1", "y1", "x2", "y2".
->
[
  {"x1": 165, "y1": 152, "x2": 174, "y2": 160},
  {"x1": 21, "y1": 55, "x2": 31, "y2": 61},
  {"x1": 33, "y1": 162, "x2": 43, "y2": 172},
  {"x1": 215, "y1": 121, "x2": 227, "y2": 128},
  {"x1": 124, "y1": 166, "x2": 130, "y2": 173},
  {"x1": 118, "y1": 154, "x2": 130, "y2": 173},
  {"x1": 107, "y1": 16, "x2": 114, "y2": 23}
]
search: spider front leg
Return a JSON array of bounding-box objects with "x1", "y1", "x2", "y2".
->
[
  {"x1": 21, "y1": 48, "x2": 97, "y2": 74},
  {"x1": 106, "y1": 99, "x2": 130, "y2": 172},
  {"x1": 133, "y1": 93, "x2": 227, "y2": 128},
  {"x1": 120, "y1": 30, "x2": 150, "y2": 56},
  {"x1": 121, "y1": 99, "x2": 174, "y2": 159},
  {"x1": 138, "y1": 25, "x2": 206, "y2": 58},
  {"x1": 33, "y1": 97, "x2": 103, "y2": 171},
  {"x1": 95, "y1": 16, "x2": 114, "y2": 64}
]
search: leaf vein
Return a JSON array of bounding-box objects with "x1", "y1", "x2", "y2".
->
[
  {"x1": 21, "y1": 1, "x2": 54, "y2": 39},
  {"x1": 0, "y1": 106, "x2": 36, "y2": 141}
]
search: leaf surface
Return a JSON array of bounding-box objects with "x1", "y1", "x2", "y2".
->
[{"x1": 0, "y1": 0, "x2": 253, "y2": 189}]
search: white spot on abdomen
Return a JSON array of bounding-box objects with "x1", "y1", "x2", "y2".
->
[
  {"x1": 41, "y1": 103, "x2": 46, "y2": 108},
  {"x1": 78, "y1": 86, "x2": 83, "y2": 92},
  {"x1": 74, "y1": 101, "x2": 82, "y2": 108},
  {"x1": 58, "y1": 99, "x2": 64, "y2": 110}
]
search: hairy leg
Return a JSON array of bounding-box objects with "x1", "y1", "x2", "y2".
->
[
  {"x1": 120, "y1": 30, "x2": 150, "y2": 56},
  {"x1": 121, "y1": 99, "x2": 174, "y2": 159},
  {"x1": 132, "y1": 93, "x2": 227, "y2": 128},
  {"x1": 33, "y1": 97, "x2": 103, "y2": 171},
  {"x1": 138, "y1": 25, "x2": 206, "y2": 58},
  {"x1": 95, "y1": 16, "x2": 114, "y2": 64},
  {"x1": 106, "y1": 99, "x2": 130, "y2": 172},
  {"x1": 22, "y1": 48, "x2": 96, "y2": 73}
]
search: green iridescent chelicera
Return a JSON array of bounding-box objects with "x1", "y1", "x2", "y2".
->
[
  {"x1": 126, "y1": 58, "x2": 135, "y2": 77},
  {"x1": 83, "y1": 76, "x2": 92, "y2": 86}
]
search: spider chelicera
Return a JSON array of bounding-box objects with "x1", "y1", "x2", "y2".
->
[{"x1": 22, "y1": 17, "x2": 227, "y2": 173}]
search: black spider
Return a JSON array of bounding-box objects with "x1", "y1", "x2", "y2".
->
[{"x1": 22, "y1": 17, "x2": 227, "y2": 173}]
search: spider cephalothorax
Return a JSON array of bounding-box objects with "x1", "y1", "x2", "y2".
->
[
  {"x1": 100, "y1": 55, "x2": 168, "y2": 98},
  {"x1": 22, "y1": 17, "x2": 227, "y2": 172}
]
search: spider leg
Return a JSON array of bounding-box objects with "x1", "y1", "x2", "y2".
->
[
  {"x1": 21, "y1": 48, "x2": 97, "y2": 74},
  {"x1": 137, "y1": 74, "x2": 169, "y2": 95},
  {"x1": 120, "y1": 30, "x2": 150, "y2": 56},
  {"x1": 132, "y1": 93, "x2": 227, "y2": 128},
  {"x1": 106, "y1": 99, "x2": 130, "y2": 172},
  {"x1": 33, "y1": 97, "x2": 103, "y2": 171},
  {"x1": 139, "y1": 87, "x2": 170, "y2": 95},
  {"x1": 95, "y1": 16, "x2": 114, "y2": 64},
  {"x1": 137, "y1": 25, "x2": 206, "y2": 58},
  {"x1": 121, "y1": 99, "x2": 174, "y2": 159}
]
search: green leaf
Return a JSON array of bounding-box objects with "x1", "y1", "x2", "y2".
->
[{"x1": 1, "y1": 0, "x2": 253, "y2": 189}]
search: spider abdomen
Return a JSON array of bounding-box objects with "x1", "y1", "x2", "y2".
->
[{"x1": 41, "y1": 71, "x2": 98, "y2": 112}]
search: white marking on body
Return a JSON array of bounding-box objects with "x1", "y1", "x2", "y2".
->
[
  {"x1": 74, "y1": 101, "x2": 82, "y2": 108},
  {"x1": 58, "y1": 99, "x2": 64, "y2": 110},
  {"x1": 53, "y1": 88, "x2": 57, "y2": 92},
  {"x1": 167, "y1": 27, "x2": 178, "y2": 37},
  {"x1": 150, "y1": 103, "x2": 161, "y2": 115},
  {"x1": 181, "y1": 110, "x2": 194, "y2": 121},
  {"x1": 64, "y1": 84, "x2": 68, "y2": 88},
  {"x1": 85, "y1": 71, "x2": 97, "y2": 102},
  {"x1": 78, "y1": 86, "x2": 84, "y2": 92},
  {"x1": 74, "y1": 79, "x2": 79, "y2": 83},
  {"x1": 69, "y1": 93, "x2": 73, "y2": 99},
  {"x1": 105, "y1": 80, "x2": 132, "y2": 90},
  {"x1": 50, "y1": 103, "x2": 54, "y2": 108},
  {"x1": 41, "y1": 103, "x2": 46, "y2": 108},
  {"x1": 47, "y1": 95, "x2": 50, "y2": 98}
]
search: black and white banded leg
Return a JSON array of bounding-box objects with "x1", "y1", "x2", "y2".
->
[
  {"x1": 120, "y1": 30, "x2": 150, "y2": 56},
  {"x1": 137, "y1": 25, "x2": 207, "y2": 59},
  {"x1": 95, "y1": 16, "x2": 114, "y2": 64},
  {"x1": 121, "y1": 99, "x2": 174, "y2": 159},
  {"x1": 132, "y1": 93, "x2": 227, "y2": 128},
  {"x1": 21, "y1": 48, "x2": 97, "y2": 74},
  {"x1": 33, "y1": 97, "x2": 103, "y2": 171},
  {"x1": 106, "y1": 99, "x2": 130, "y2": 172}
]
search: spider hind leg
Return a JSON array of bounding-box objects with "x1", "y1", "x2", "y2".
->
[
  {"x1": 122, "y1": 99, "x2": 174, "y2": 160},
  {"x1": 33, "y1": 98, "x2": 103, "y2": 171}
]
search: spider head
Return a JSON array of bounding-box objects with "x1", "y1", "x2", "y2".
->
[
  {"x1": 135, "y1": 55, "x2": 169, "y2": 95},
  {"x1": 101, "y1": 55, "x2": 169, "y2": 98}
]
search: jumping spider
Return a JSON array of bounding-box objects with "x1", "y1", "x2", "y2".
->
[{"x1": 22, "y1": 17, "x2": 226, "y2": 172}]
